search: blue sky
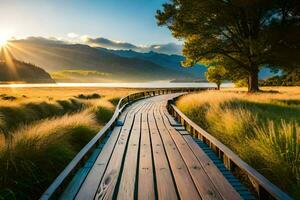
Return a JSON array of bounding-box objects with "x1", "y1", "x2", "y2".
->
[{"x1": 0, "y1": 0, "x2": 178, "y2": 45}]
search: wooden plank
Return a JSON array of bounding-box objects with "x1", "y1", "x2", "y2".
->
[
  {"x1": 75, "y1": 102, "x2": 145, "y2": 200},
  {"x1": 178, "y1": 130, "x2": 190, "y2": 135},
  {"x1": 148, "y1": 104, "x2": 178, "y2": 200},
  {"x1": 75, "y1": 127, "x2": 121, "y2": 200},
  {"x1": 184, "y1": 135, "x2": 243, "y2": 200},
  {"x1": 161, "y1": 106, "x2": 181, "y2": 126},
  {"x1": 138, "y1": 103, "x2": 155, "y2": 200},
  {"x1": 94, "y1": 102, "x2": 146, "y2": 200},
  {"x1": 117, "y1": 103, "x2": 149, "y2": 199},
  {"x1": 42, "y1": 95, "x2": 150, "y2": 200},
  {"x1": 118, "y1": 100, "x2": 143, "y2": 122},
  {"x1": 154, "y1": 105, "x2": 201, "y2": 200},
  {"x1": 159, "y1": 106, "x2": 225, "y2": 200},
  {"x1": 161, "y1": 104, "x2": 242, "y2": 199},
  {"x1": 175, "y1": 126, "x2": 186, "y2": 131}
]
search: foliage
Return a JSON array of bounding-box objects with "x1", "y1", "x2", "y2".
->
[
  {"x1": 176, "y1": 89, "x2": 300, "y2": 198},
  {"x1": 261, "y1": 68, "x2": 300, "y2": 86},
  {"x1": 205, "y1": 66, "x2": 227, "y2": 89},
  {"x1": 156, "y1": 0, "x2": 300, "y2": 92}
]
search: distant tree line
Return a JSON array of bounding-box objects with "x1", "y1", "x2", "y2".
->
[
  {"x1": 156, "y1": 0, "x2": 300, "y2": 92},
  {"x1": 0, "y1": 59, "x2": 55, "y2": 83},
  {"x1": 260, "y1": 68, "x2": 300, "y2": 86}
]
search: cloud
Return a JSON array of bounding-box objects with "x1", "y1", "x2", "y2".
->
[
  {"x1": 11, "y1": 35, "x2": 183, "y2": 55},
  {"x1": 11, "y1": 36, "x2": 67, "y2": 45},
  {"x1": 84, "y1": 37, "x2": 138, "y2": 50},
  {"x1": 148, "y1": 43, "x2": 183, "y2": 55},
  {"x1": 67, "y1": 32, "x2": 79, "y2": 38},
  {"x1": 84, "y1": 36, "x2": 182, "y2": 55}
]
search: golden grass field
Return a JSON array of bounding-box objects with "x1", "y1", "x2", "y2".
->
[
  {"x1": 176, "y1": 86, "x2": 300, "y2": 198},
  {"x1": 0, "y1": 87, "x2": 138, "y2": 199},
  {"x1": 0, "y1": 87, "x2": 137, "y2": 104},
  {"x1": 0, "y1": 86, "x2": 299, "y2": 199}
]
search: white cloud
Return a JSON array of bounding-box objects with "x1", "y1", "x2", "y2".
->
[
  {"x1": 80, "y1": 35, "x2": 90, "y2": 42},
  {"x1": 82, "y1": 36, "x2": 183, "y2": 55},
  {"x1": 67, "y1": 32, "x2": 79, "y2": 38}
]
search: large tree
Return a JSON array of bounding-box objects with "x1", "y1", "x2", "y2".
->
[{"x1": 156, "y1": 0, "x2": 300, "y2": 92}]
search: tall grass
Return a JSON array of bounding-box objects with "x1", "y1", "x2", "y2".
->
[
  {"x1": 0, "y1": 88, "x2": 132, "y2": 199},
  {"x1": 0, "y1": 112, "x2": 99, "y2": 200},
  {"x1": 0, "y1": 98, "x2": 85, "y2": 132},
  {"x1": 176, "y1": 88, "x2": 300, "y2": 198}
]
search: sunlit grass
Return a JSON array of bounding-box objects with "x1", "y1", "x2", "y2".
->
[
  {"x1": 0, "y1": 87, "x2": 136, "y2": 199},
  {"x1": 0, "y1": 112, "x2": 99, "y2": 199},
  {"x1": 176, "y1": 87, "x2": 300, "y2": 198},
  {"x1": 50, "y1": 70, "x2": 112, "y2": 82}
]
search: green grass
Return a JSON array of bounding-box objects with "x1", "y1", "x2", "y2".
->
[
  {"x1": 176, "y1": 89, "x2": 300, "y2": 199},
  {"x1": 108, "y1": 97, "x2": 121, "y2": 106},
  {"x1": 50, "y1": 70, "x2": 112, "y2": 82},
  {"x1": 95, "y1": 106, "x2": 114, "y2": 124}
]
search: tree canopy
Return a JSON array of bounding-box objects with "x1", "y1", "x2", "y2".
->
[
  {"x1": 156, "y1": 0, "x2": 300, "y2": 92},
  {"x1": 205, "y1": 66, "x2": 227, "y2": 89}
]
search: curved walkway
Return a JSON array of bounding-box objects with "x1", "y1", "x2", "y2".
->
[{"x1": 63, "y1": 94, "x2": 249, "y2": 200}]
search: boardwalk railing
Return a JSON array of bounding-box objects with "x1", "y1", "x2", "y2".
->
[
  {"x1": 40, "y1": 87, "x2": 207, "y2": 200},
  {"x1": 167, "y1": 96, "x2": 292, "y2": 200}
]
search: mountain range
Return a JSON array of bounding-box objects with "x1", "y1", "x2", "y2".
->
[
  {"x1": 8, "y1": 39, "x2": 199, "y2": 82},
  {"x1": 4, "y1": 37, "x2": 276, "y2": 83}
]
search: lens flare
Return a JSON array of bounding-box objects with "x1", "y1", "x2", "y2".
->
[{"x1": 0, "y1": 31, "x2": 12, "y2": 47}]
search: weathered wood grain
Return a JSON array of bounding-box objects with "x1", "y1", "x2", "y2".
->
[
  {"x1": 184, "y1": 135, "x2": 242, "y2": 200},
  {"x1": 154, "y1": 105, "x2": 201, "y2": 200},
  {"x1": 148, "y1": 105, "x2": 178, "y2": 200},
  {"x1": 94, "y1": 102, "x2": 146, "y2": 200},
  {"x1": 138, "y1": 103, "x2": 155, "y2": 200},
  {"x1": 117, "y1": 103, "x2": 150, "y2": 199}
]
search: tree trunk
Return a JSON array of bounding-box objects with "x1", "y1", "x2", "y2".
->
[
  {"x1": 248, "y1": 69, "x2": 259, "y2": 92},
  {"x1": 217, "y1": 83, "x2": 220, "y2": 90}
]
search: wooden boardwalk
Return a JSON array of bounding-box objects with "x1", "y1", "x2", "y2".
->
[{"x1": 63, "y1": 93, "x2": 245, "y2": 200}]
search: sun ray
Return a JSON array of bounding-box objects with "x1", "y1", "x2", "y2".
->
[{"x1": 1, "y1": 45, "x2": 18, "y2": 77}]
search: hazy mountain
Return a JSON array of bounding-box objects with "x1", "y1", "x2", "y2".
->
[
  {"x1": 0, "y1": 58, "x2": 55, "y2": 83},
  {"x1": 99, "y1": 48, "x2": 207, "y2": 80},
  {"x1": 84, "y1": 36, "x2": 183, "y2": 55},
  {"x1": 8, "y1": 39, "x2": 196, "y2": 82},
  {"x1": 7, "y1": 37, "x2": 276, "y2": 82},
  {"x1": 98, "y1": 48, "x2": 277, "y2": 80}
]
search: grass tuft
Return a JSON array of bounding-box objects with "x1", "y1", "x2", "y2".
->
[
  {"x1": 108, "y1": 97, "x2": 121, "y2": 106},
  {"x1": 0, "y1": 87, "x2": 135, "y2": 199},
  {"x1": 0, "y1": 112, "x2": 99, "y2": 200},
  {"x1": 95, "y1": 106, "x2": 114, "y2": 124},
  {"x1": 176, "y1": 88, "x2": 300, "y2": 198},
  {"x1": 75, "y1": 93, "x2": 101, "y2": 100}
]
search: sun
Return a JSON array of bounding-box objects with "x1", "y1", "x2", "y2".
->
[{"x1": 0, "y1": 32, "x2": 11, "y2": 47}]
